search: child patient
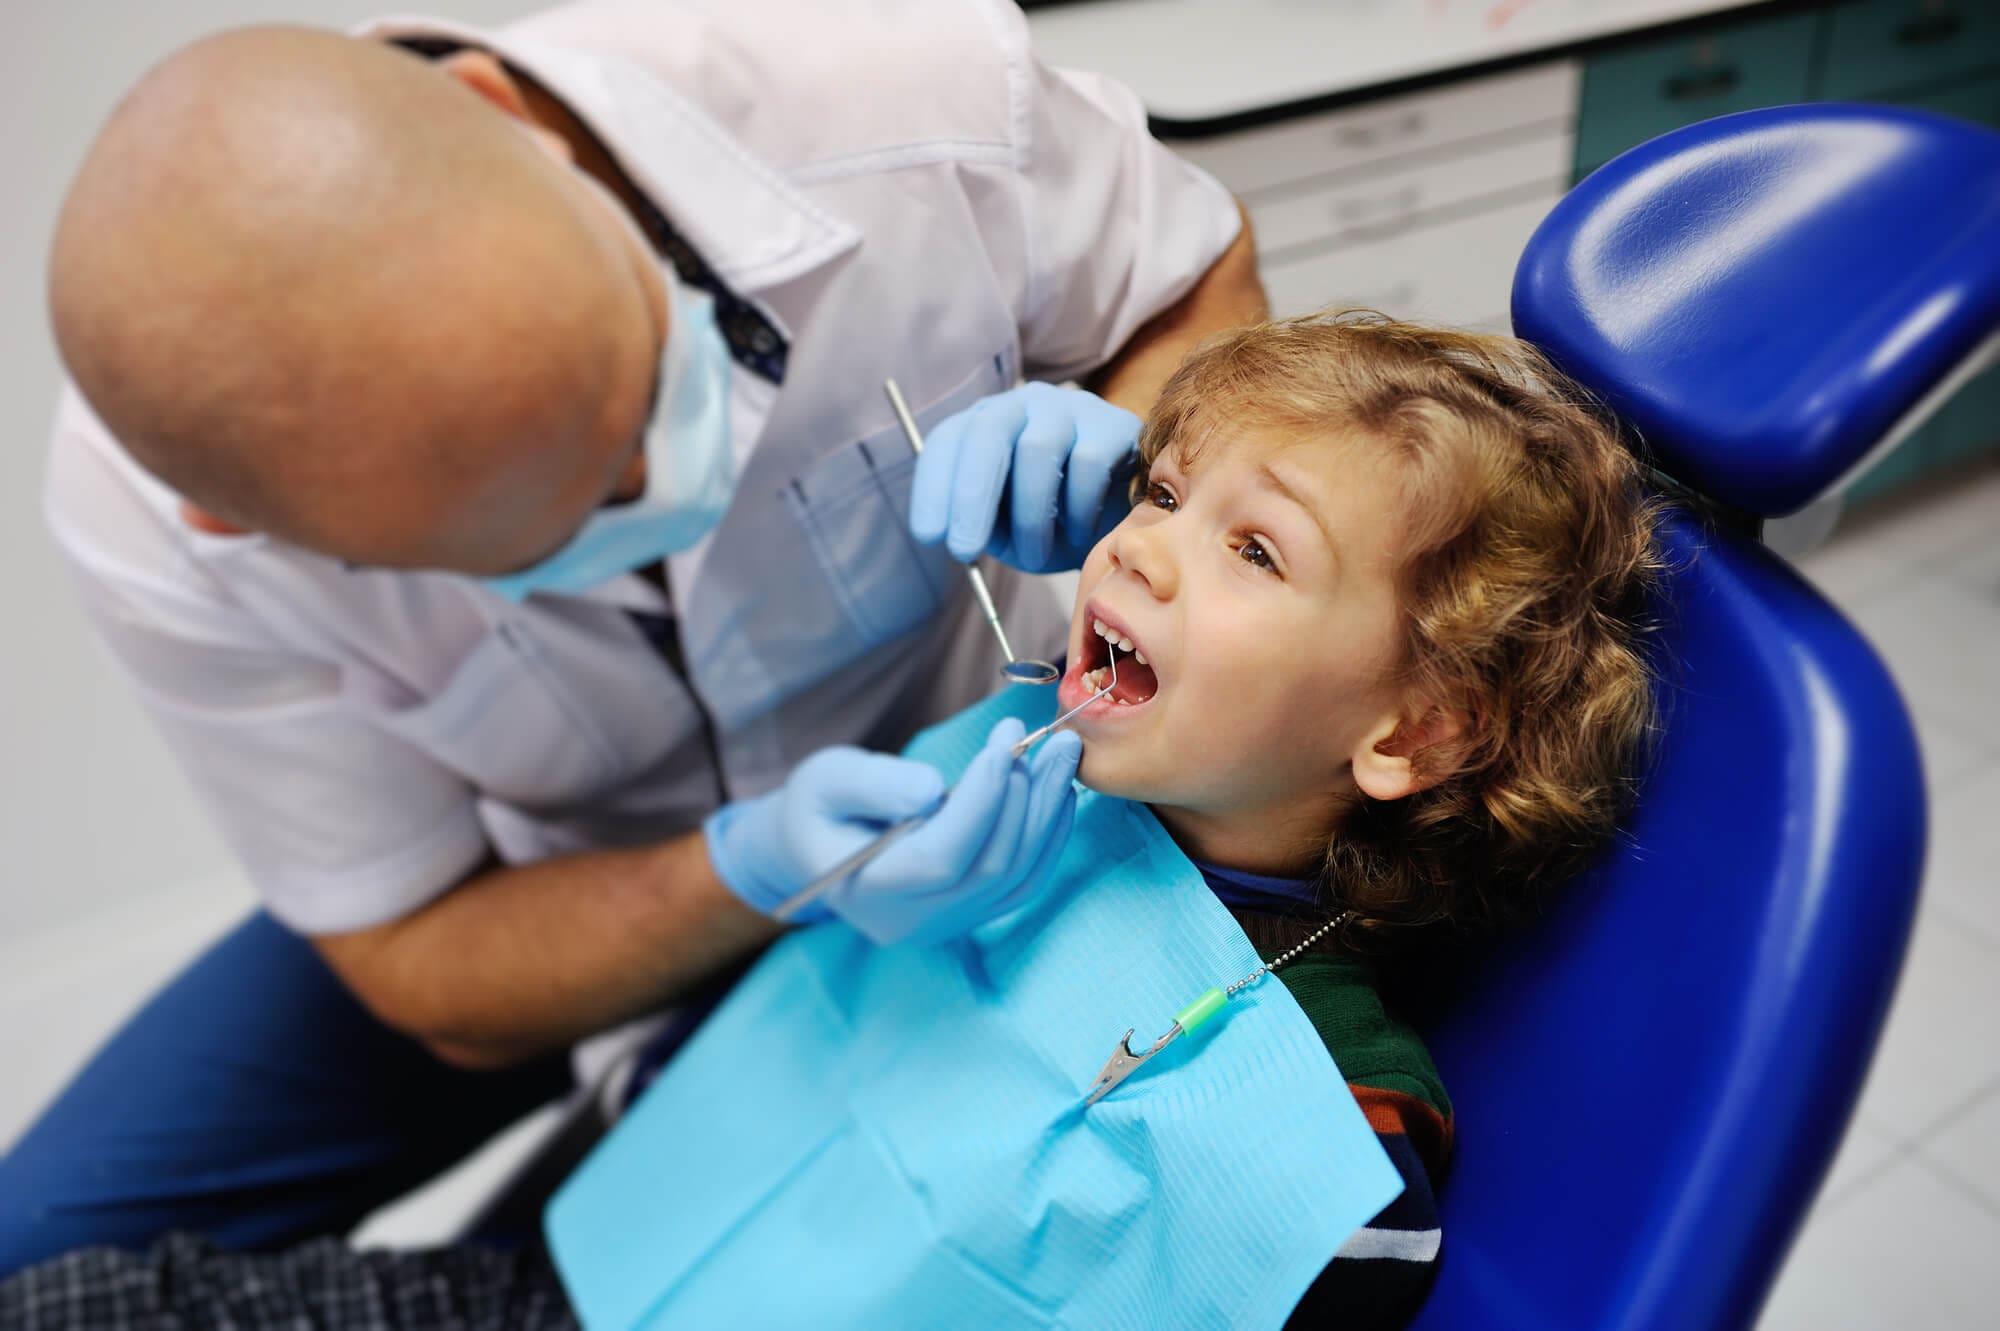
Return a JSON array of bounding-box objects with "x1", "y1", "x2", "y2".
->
[
  {"x1": 0, "y1": 312, "x2": 1661, "y2": 1330},
  {"x1": 1035, "y1": 309, "x2": 1661, "y2": 1323}
]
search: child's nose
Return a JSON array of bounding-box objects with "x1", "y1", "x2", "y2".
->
[{"x1": 1108, "y1": 519, "x2": 1177, "y2": 601}]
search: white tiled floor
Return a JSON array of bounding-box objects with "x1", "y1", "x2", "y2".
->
[
  {"x1": 3, "y1": 465, "x2": 1998, "y2": 1318},
  {"x1": 1757, "y1": 462, "x2": 2000, "y2": 1331}
]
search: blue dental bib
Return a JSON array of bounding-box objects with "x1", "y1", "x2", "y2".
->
[{"x1": 547, "y1": 688, "x2": 1402, "y2": 1330}]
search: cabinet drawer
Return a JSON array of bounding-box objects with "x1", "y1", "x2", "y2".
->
[
  {"x1": 1823, "y1": 0, "x2": 2000, "y2": 100},
  {"x1": 1251, "y1": 131, "x2": 1573, "y2": 262},
  {"x1": 1172, "y1": 62, "x2": 1578, "y2": 198},
  {"x1": 1574, "y1": 10, "x2": 1821, "y2": 175},
  {"x1": 1901, "y1": 69, "x2": 2000, "y2": 123},
  {"x1": 1261, "y1": 191, "x2": 1563, "y2": 331}
]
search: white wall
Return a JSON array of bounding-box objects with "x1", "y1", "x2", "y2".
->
[{"x1": 0, "y1": 0, "x2": 539, "y2": 1144}]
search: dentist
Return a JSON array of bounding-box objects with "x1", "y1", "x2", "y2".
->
[{"x1": 4, "y1": 0, "x2": 1264, "y2": 1272}]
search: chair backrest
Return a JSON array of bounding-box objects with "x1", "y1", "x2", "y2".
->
[{"x1": 1405, "y1": 103, "x2": 1990, "y2": 1331}]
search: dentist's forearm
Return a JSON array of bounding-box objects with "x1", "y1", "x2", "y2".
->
[
  {"x1": 311, "y1": 830, "x2": 779, "y2": 1069},
  {"x1": 1088, "y1": 200, "x2": 1268, "y2": 416}
]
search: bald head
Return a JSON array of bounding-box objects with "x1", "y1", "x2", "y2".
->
[{"x1": 50, "y1": 26, "x2": 661, "y2": 572}]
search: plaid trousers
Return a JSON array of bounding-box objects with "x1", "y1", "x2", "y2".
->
[{"x1": 0, "y1": 1233, "x2": 578, "y2": 1331}]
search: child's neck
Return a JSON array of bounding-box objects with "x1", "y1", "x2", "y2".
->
[{"x1": 1148, "y1": 800, "x2": 1334, "y2": 879}]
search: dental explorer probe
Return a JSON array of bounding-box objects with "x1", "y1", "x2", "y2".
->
[
  {"x1": 884, "y1": 379, "x2": 1062, "y2": 686},
  {"x1": 770, "y1": 652, "x2": 1115, "y2": 923}
]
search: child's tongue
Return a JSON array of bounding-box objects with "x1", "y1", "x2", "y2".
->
[{"x1": 1108, "y1": 650, "x2": 1159, "y2": 704}]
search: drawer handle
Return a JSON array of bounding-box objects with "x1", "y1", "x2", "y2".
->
[
  {"x1": 1897, "y1": 11, "x2": 1964, "y2": 47},
  {"x1": 1331, "y1": 111, "x2": 1425, "y2": 149},
  {"x1": 1662, "y1": 65, "x2": 1742, "y2": 100}
]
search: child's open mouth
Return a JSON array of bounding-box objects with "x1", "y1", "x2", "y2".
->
[{"x1": 1072, "y1": 610, "x2": 1161, "y2": 710}]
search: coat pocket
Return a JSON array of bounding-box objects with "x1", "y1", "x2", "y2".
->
[{"x1": 783, "y1": 351, "x2": 1011, "y2": 649}]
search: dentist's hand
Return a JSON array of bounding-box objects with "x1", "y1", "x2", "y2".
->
[
  {"x1": 909, "y1": 382, "x2": 1142, "y2": 573},
  {"x1": 703, "y1": 718, "x2": 1083, "y2": 946}
]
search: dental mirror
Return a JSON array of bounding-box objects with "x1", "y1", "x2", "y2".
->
[
  {"x1": 1001, "y1": 659, "x2": 1062, "y2": 685},
  {"x1": 885, "y1": 378, "x2": 1063, "y2": 687}
]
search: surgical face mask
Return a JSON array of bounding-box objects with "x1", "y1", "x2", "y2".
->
[{"x1": 486, "y1": 183, "x2": 737, "y2": 602}]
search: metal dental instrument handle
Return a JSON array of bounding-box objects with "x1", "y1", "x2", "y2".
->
[
  {"x1": 771, "y1": 653, "x2": 1114, "y2": 924},
  {"x1": 770, "y1": 816, "x2": 926, "y2": 922},
  {"x1": 885, "y1": 379, "x2": 1061, "y2": 687}
]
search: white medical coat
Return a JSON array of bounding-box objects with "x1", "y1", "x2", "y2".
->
[{"x1": 43, "y1": 0, "x2": 1240, "y2": 936}]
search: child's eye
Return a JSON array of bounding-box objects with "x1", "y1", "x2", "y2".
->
[
  {"x1": 1145, "y1": 481, "x2": 1179, "y2": 512},
  {"x1": 1238, "y1": 537, "x2": 1278, "y2": 573}
]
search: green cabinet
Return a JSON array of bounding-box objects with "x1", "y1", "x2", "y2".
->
[
  {"x1": 1903, "y1": 67, "x2": 2000, "y2": 131},
  {"x1": 1574, "y1": 10, "x2": 1820, "y2": 175},
  {"x1": 1574, "y1": 0, "x2": 2000, "y2": 502},
  {"x1": 1844, "y1": 363, "x2": 2000, "y2": 503},
  {"x1": 1577, "y1": 1, "x2": 2000, "y2": 179},
  {"x1": 1823, "y1": 0, "x2": 2000, "y2": 100},
  {"x1": 1928, "y1": 365, "x2": 2000, "y2": 466}
]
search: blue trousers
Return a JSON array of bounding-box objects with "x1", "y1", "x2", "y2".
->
[{"x1": 0, "y1": 912, "x2": 573, "y2": 1278}]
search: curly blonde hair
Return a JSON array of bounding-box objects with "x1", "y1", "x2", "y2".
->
[{"x1": 1139, "y1": 310, "x2": 1665, "y2": 952}]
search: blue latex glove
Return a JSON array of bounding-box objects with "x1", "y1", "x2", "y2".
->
[
  {"x1": 704, "y1": 718, "x2": 1083, "y2": 946},
  {"x1": 908, "y1": 382, "x2": 1143, "y2": 573}
]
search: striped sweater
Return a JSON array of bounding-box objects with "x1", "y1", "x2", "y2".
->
[{"x1": 1235, "y1": 912, "x2": 1453, "y2": 1330}]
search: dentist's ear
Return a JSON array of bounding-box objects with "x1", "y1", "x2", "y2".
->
[
  {"x1": 1351, "y1": 703, "x2": 1470, "y2": 803},
  {"x1": 179, "y1": 501, "x2": 252, "y2": 537},
  {"x1": 439, "y1": 50, "x2": 574, "y2": 164}
]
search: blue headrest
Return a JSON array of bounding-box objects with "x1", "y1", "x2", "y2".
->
[{"x1": 1513, "y1": 104, "x2": 2000, "y2": 516}]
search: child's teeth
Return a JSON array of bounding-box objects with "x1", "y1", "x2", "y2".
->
[
  {"x1": 1118, "y1": 636, "x2": 1134, "y2": 651},
  {"x1": 1134, "y1": 650, "x2": 1148, "y2": 665},
  {"x1": 1094, "y1": 619, "x2": 1108, "y2": 637}
]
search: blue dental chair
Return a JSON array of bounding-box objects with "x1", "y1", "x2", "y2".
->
[
  {"x1": 1406, "y1": 103, "x2": 2000, "y2": 1331},
  {"x1": 465, "y1": 104, "x2": 1980, "y2": 1331}
]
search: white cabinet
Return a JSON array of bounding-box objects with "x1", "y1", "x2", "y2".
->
[
  {"x1": 1246, "y1": 133, "x2": 1573, "y2": 261},
  {"x1": 1174, "y1": 62, "x2": 1577, "y2": 194},
  {"x1": 1261, "y1": 190, "x2": 1565, "y2": 331},
  {"x1": 1167, "y1": 61, "x2": 1581, "y2": 333}
]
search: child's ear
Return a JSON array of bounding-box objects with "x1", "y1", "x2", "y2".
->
[{"x1": 1352, "y1": 703, "x2": 1470, "y2": 803}]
